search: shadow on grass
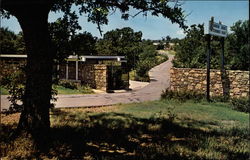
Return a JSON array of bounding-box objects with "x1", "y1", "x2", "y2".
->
[{"x1": 1, "y1": 109, "x2": 248, "y2": 160}]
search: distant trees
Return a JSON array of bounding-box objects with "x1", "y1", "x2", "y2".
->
[
  {"x1": 173, "y1": 20, "x2": 249, "y2": 71},
  {"x1": 71, "y1": 32, "x2": 97, "y2": 55},
  {"x1": 0, "y1": 27, "x2": 25, "y2": 54},
  {"x1": 136, "y1": 41, "x2": 162, "y2": 80},
  {"x1": 173, "y1": 24, "x2": 206, "y2": 68},
  {"x1": 96, "y1": 27, "x2": 142, "y2": 71},
  {"x1": 49, "y1": 19, "x2": 97, "y2": 61},
  {"x1": 225, "y1": 20, "x2": 249, "y2": 70}
]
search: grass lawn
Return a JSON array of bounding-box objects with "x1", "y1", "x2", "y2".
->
[
  {"x1": 1, "y1": 100, "x2": 249, "y2": 159},
  {"x1": 0, "y1": 86, "x2": 8, "y2": 95},
  {"x1": 0, "y1": 85, "x2": 93, "y2": 95},
  {"x1": 168, "y1": 50, "x2": 176, "y2": 55},
  {"x1": 53, "y1": 85, "x2": 94, "y2": 95}
]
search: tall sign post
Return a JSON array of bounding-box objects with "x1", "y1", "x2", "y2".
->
[
  {"x1": 206, "y1": 17, "x2": 228, "y2": 101},
  {"x1": 206, "y1": 34, "x2": 211, "y2": 101}
]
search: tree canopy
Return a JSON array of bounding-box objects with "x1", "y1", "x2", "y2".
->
[
  {"x1": 173, "y1": 20, "x2": 249, "y2": 71},
  {"x1": 226, "y1": 20, "x2": 249, "y2": 70},
  {"x1": 96, "y1": 27, "x2": 142, "y2": 70},
  {"x1": 0, "y1": 27, "x2": 25, "y2": 54}
]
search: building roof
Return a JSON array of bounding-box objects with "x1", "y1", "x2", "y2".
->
[
  {"x1": 0, "y1": 54, "x2": 127, "y2": 62},
  {"x1": 0, "y1": 54, "x2": 27, "y2": 58},
  {"x1": 68, "y1": 55, "x2": 126, "y2": 62}
]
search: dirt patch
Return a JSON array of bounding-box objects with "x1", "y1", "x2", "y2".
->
[{"x1": 1, "y1": 113, "x2": 20, "y2": 125}]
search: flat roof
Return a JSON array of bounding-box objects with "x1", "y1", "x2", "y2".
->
[
  {"x1": 68, "y1": 55, "x2": 126, "y2": 62},
  {"x1": 0, "y1": 54, "x2": 27, "y2": 58},
  {"x1": 0, "y1": 54, "x2": 127, "y2": 62}
]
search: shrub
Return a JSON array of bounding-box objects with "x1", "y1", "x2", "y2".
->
[
  {"x1": 161, "y1": 89, "x2": 205, "y2": 102},
  {"x1": 1, "y1": 69, "x2": 57, "y2": 113},
  {"x1": 230, "y1": 98, "x2": 249, "y2": 113},
  {"x1": 58, "y1": 80, "x2": 78, "y2": 89},
  {"x1": 0, "y1": 70, "x2": 25, "y2": 113}
]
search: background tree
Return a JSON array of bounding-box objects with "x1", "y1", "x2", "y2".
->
[
  {"x1": 173, "y1": 20, "x2": 249, "y2": 71},
  {"x1": 96, "y1": 27, "x2": 143, "y2": 71},
  {"x1": 71, "y1": 32, "x2": 97, "y2": 55},
  {"x1": 225, "y1": 20, "x2": 249, "y2": 70},
  {"x1": 165, "y1": 35, "x2": 171, "y2": 48},
  {"x1": 2, "y1": 0, "x2": 186, "y2": 149},
  {"x1": 0, "y1": 27, "x2": 25, "y2": 54},
  {"x1": 173, "y1": 24, "x2": 205, "y2": 68},
  {"x1": 49, "y1": 18, "x2": 81, "y2": 62},
  {"x1": 170, "y1": 37, "x2": 180, "y2": 44}
]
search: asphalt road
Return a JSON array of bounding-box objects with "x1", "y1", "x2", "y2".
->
[{"x1": 0, "y1": 54, "x2": 173, "y2": 110}]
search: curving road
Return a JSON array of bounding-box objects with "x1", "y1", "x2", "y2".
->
[{"x1": 0, "y1": 54, "x2": 173, "y2": 110}]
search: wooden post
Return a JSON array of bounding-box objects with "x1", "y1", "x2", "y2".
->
[{"x1": 206, "y1": 34, "x2": 211, "y2": 102}]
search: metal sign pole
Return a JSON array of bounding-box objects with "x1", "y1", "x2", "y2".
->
[{"x1": 206, "y1": 34, "x2": 211, "y2": 102}]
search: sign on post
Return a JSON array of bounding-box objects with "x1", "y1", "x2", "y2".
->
[
  {"x1": 206, "y1": 17, "x2": 228, "y2": 102},
  {"x1": 208, "y1": 17, "x2": 228, "y2": 37}
]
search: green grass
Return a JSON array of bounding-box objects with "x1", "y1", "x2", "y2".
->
[
  {"x1": 1, "y1": 100, "x2": 249, "y2": 159},
  {"x1": 114, "y1": 100, "x2": 248, "y2": 129},
  {"x1": 0, "y1": 86, "x2": 9, "y2": 95},
  {"x1": 129, "y1": 70, "x2": 136, "y2": 81},
  {"x1": 0, "y1": 85, "x2": 94, "y2": 95},
  {"x1": 168, "y1": 50, "x2": 176, "y2": 55},
  {"x1": 53, "y1": 85, "x2": 94, "y2": 94}
]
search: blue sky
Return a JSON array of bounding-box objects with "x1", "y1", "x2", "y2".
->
[{"x1": 1, "y1": 1, "x2": 248, "y2": 39}]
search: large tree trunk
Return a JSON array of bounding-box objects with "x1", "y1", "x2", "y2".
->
[{"x1": 4, "y1": 2, "x2": 54, "y2": 150}]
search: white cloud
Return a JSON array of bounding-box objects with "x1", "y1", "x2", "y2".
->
[{"x1": 177, "y1": 30, "x2": 185, "y2": 36}]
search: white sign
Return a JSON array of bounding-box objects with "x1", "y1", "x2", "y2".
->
[{"x1": 208, "y1": 18, "x2": 228, "y2": 37}]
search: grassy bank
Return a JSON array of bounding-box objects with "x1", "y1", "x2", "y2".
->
[{"x1": 1, "y1": 100, "x2": 248, "y2": 159}]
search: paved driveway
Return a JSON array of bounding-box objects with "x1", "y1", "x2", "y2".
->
[{"x1": 0, "y1": 55, "x2": 173, "y2": 110}]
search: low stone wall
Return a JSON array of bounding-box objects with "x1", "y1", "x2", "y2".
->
[{"x1": 170, "y1": 67, "x2": 249, "y2": 98}]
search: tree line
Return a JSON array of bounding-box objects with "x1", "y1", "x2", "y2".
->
[
  {"x1": 1, "y1": 26, "x2": 168, "y2": 76},
  {"x1": 173, "y1": 20, "x2": 249, "y2": 71}
]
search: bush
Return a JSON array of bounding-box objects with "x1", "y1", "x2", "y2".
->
[
  {"x1": 230, "y1": 98, "x2": 249, "y2": 113},
  {"x1": 136, "y1": 59, "x2": 154, "y2": 78},
  {"x1": 161, "y1": 89, "x2": 205, "y2": 102},
  {"x1": 0, "y1": 70, "x2": 25, "y2": 113},
  {"x1": 58, "y1": 80, "x2": 78, "y2": 89},
  {"x1": 1, "y1": 69, "x2": 57, "y2": 113}
]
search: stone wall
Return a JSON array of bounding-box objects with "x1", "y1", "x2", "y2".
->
[
  {"x1": 78, "y1": 63, "x2": 108, "y2": 91},
  {"x1": 170, "y1": 67, "x2": 249, "y2": 98}
]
